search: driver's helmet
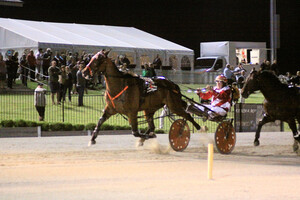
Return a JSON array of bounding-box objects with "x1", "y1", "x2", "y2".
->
[{"x1": 215, "y1": 75, "x2": 227, "y2": 83}]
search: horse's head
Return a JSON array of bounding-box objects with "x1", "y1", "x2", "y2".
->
[
  {"x1": 241, "y1": 68, "x2": 260, "y2": 98},
  {"x1": 83, "y1": 49, "x2": 111, "y2": 76}
]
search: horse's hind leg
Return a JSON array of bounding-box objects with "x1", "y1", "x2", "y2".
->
[
  {"x1": 287, "y1": 119, "x2": 299, "y2": 152},
  {"x1": 254, "y1": 115, "x2": 273, "y2": 146},
  {"x1": 89, "y1": 111, "x2": 112, "y2": 146}
]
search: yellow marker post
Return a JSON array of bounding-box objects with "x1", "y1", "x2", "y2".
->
[{"x1": 207, "y1": 143, "x2": 214, "y2": 180}]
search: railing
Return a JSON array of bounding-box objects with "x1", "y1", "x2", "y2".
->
[
  {"x1": 0, "y1": 90, "x2": 230, "y2": 133},
  {"x1": 19, "y1": 65, "x2": 49, "y2": 86}
]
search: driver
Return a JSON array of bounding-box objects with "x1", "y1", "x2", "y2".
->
[{"x1": 187, "y1": 75, "x2": 232, "y2": 119}]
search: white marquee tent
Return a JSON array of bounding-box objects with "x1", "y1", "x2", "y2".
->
[{"x1": 0, "y1": 18, "x2": 194, "y2": 69}]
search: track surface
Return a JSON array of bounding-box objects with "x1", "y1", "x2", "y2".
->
[{"x1": 1, "y1": 132, "x2": 300, "y2": 200}]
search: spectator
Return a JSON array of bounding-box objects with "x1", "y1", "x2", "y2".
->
[
  {"x1": 80, "y1": 51, "x2": 86, "y2": 62},
  {"x1": 27, "y1": 49, "x2": 37, "y2": 82},
  {"x1": 0, "y1": 53, "x2": 6, "y2": 89},
  {"x1": 66, "y1": 51, "x2": 73, "y2": 66},
  {"x1": 36, "y1": 48, "x2": 43, "y2": 80},
  {"x1": 71, "y1": 61, "x2": 80, "y2": 94},
  {"x1": 260, "y1": 60, "x2": 271, "y2": 71},
  {"x1": 5, "y1": 55, "x2": 14, "y2": 89},
  {"x1": 286, "y1": 72, "x2": 292, "y2": 82},
  {"x1": 42, "y1": 48, "x2": 52, "y2": 79},
  {"x1": 52, "y1": 51, "x2": 63, "y2": 67},
  {"x1": 76, "y1": 64, "x2": 86, "y2": 106},
  {"x1": 153, "y1": 54, "x2": 162, "y2": 69},
  {"x1": 288, "y1": 71, "x2": 300, "y2": 86},
  {"x1": 68, "y1": 58, "x2": 77, "y2": 94},
  {"x1": 73, "y1": 52, "x2": 79, "y2": 62},
  {"x1": 11, "y1": 51, "x2": 19, "y2": 83},
  {"x1": 233, "y1": 63, "x2": 246, "y2": 89},
  {"x1": 232, "y1": 82, "x2": 240, "y2": 104},
  {"x1": 270, "y1": 60, "x2": 279, "y2": 75},
  {"x1": 82, "y1": 52, "x2": 90, "y2": 65},
  {"x1": 223, "y1": 64, "x2": 235, "y2": 85},
  {"x1": 58, "y1": 65, "x2": 67, "y2": 103},
  {"x1": 19, "y1": 53, "x2": 28, "y2": 86},
  {"x1": 60, "y1": 52, "x2": 67, "y2": 66},
  {"x1": 142, "y1": 63, "x2": 156, "y2": 77},
  {"x1": 48, "y1": 60, "x2": 61, "y2": 105},
  {"x1": 120, "y1": 55, "x2": 130, "y2": 66},
  {"x1": 65, "y1": 66, "x2": 73, "y2": 102},
  {"x1": 34, "y1": 83, "x2": 47, "y2": 121}
]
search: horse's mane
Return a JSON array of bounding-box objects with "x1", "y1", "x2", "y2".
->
[{"x1": 259, "y1": 70, "x2": 289, "y2": 89}]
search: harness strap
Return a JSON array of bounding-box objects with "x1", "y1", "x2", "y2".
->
[
  {"x1": 83, "y1": 65, "x2": 92, "y2": 76},
  {"x1": 106, "y1": 86, "x2": 129, "y2": 108}
]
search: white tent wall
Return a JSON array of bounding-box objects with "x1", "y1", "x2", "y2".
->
[{"x1": 0, "y1": 18, "x2": 194, "y2": 71}]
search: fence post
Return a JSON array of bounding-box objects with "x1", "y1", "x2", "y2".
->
[
  {"x1": 62, "y1": 101, "x2": 64, "y2": 122},
  {"x1": 37, "y1": 126, "x2": 41, "y2": 137}
]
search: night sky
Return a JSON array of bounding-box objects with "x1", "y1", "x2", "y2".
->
[{"x1": 1, "y1": 0, "x2": 299, "y2": 73}]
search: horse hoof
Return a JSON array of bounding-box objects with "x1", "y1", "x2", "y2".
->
[
  {"x1": 254, "y1": 140, "x2": 260, "y2": 146},
  {"x1": 138, "y1": 138, "x2": 146, "y2": 146},
  {"x1": 148, "y1": 132, "x2": 157, "y2": 138},
  {"x1": 133, "y1": 132, "x2": 142, "y2": 137},
  {"x1": 293, "y1": 142, "x2": 299, "y2": 152},
  {"x1": 88, "y1": 140, "x2": 96, "y2": 146},
  {"x1": 294, "y1": 134, "x2": 300, "y2": 142}
]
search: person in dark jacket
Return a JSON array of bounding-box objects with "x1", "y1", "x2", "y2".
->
[
  {"x1": 76, "y1": 64, "x2": 87, "y2": 106},
  {"x1": 19, "y1": 53, "x2": 28, "y2": 86},
  {"x1": 42, "y1": 48, "x2": 52, "y2": 79},
  {"x1": 5, "y1": 55, "x2": 14, "y2": 89},
  {"x1": 48, "y1": 60, "x2": 61, "y2": 105},
  {"x1": 270, "y1": 60, "x2": 279, "y2": 75},
  {"x1": 65, "y1": 66, "x2": 73, "y2": 102},
  {"x1": 153, "y1": 54, "x2": 162, "y2": 69},
  {"x1": 11, "y1": 51, "x2": 19, "y2": 84}
]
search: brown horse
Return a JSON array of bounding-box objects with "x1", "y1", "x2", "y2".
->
[
  {"x1": 85, "y1": 50, "x2": 200, "y2": 146},
  {"x1": 241, "y1": 69, "x2": 300, "y2": 152}
]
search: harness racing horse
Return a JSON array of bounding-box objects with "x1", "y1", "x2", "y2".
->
[
  {"x1": 85, "y1": 50, "x2": 200, "y2": 146},
  {"x1": 241, "y1": 69, "x2": 300, "y2": 152}
]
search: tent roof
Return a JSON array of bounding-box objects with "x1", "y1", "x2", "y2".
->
[{"x1": 0, "y1": 18, "x2": 193, "y2": 55}]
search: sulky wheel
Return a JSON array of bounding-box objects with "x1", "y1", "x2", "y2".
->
[
  {"x1": 169, "y1": 119, "x2": 190, "y2": 152},
  {"x1": 215, "y1": 121, "x2": 236, "y2": 154}
]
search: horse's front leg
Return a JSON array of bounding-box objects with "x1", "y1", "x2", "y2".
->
[
  {"x1": 89, "y1": 109, "x2": 113, "y2": 146},
  {"x1": 129, "y1": 114, "x2": 147, "y2": 146},
  {"x1": 144, "y1": 111, "x2": 156, "y2": 138},
  {"x1": 286, "y1": 119, "x2": 299, "y2": 152},
  {"x1": 129, "y1": 114, "x2": 140, "y2": 137},
  {"x1": 254, "y1": 114, "x2": 273, "y2": 146}
]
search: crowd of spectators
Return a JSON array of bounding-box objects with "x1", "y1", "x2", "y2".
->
[{"x1": 0, "y1": 48, "x2": 102, "y2": 106}]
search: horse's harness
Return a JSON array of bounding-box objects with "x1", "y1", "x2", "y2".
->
[{"x1": 106, "y1": 85, "x2": 129, "y2": 108}]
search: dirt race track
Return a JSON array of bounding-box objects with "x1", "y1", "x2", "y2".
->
[{"x1": 0, "y1": 131, "x2": 300, "y2": 200}]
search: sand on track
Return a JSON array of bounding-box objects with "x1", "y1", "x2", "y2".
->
[{"x1": 0, "y1": 132, "x2": 300, "y2": 200}]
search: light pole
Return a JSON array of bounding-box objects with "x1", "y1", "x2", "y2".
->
[{"x1": 270, "y1": 0, "x2": 280, "y2": 63}]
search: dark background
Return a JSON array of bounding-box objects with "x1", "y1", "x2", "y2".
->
[{"x1": 1, "y1": 0, "x2": 299, "y2": 74}]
